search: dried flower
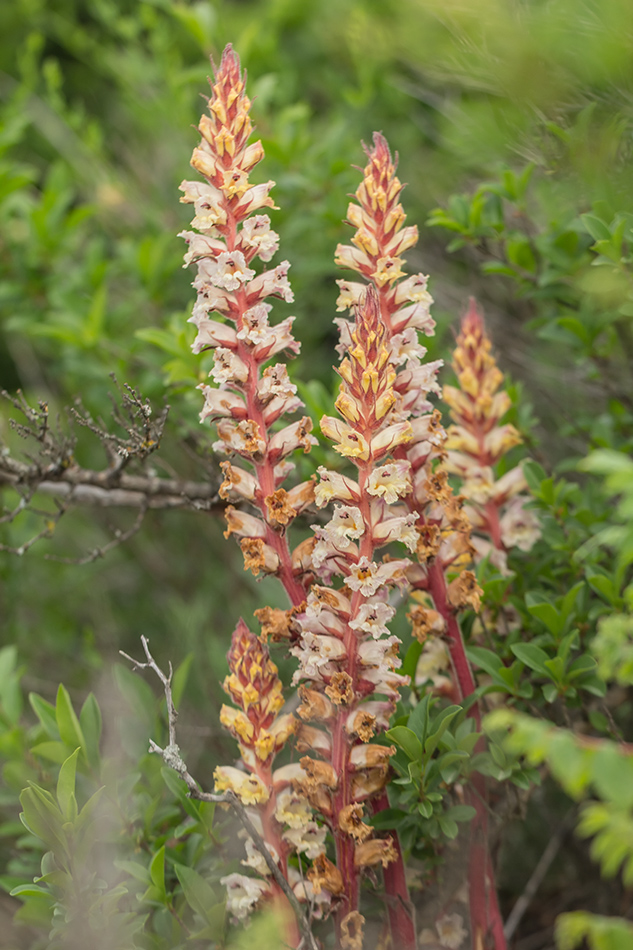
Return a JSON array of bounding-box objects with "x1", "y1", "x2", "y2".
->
[{"x1": 340, "y1": 911, "x2": 366, "y2": 950}]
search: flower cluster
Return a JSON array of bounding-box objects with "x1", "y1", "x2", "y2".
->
[
  {"x1": 288, "y1": 287, "x2": 415, "y2": 943},
  {"x1": 178, "y1": 52, "x2": 508, "y2": 949},
  {"x1": 442, "y1": 300, "x2": 540, "y2": 573},
  {"x1": 179, "y1": 45, "x2": 315, "y2": 606},
  {"x1": 334, "y1": 134, "x2": 481, "y2": 694},
  {"x1": 180, "y1": 47, "x2": 325, "y2": 934},
  {"x1": 215, "y1": 618, "x2": 331, "y2": 925},
  {"x1": 335, "y1": 135, "x2": 509, "y2": 950}
]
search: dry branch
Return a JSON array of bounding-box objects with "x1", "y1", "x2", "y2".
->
[{"x1": 121, "y1": 637, "x2": 319, "y2": 950}]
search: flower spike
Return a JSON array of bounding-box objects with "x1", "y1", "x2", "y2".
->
[
  {"x1": 443, "y1": 299, "x2": 540, "y2": 572},
  {"x1": 336, "y1": 132, "x2": 507, "y2": 950},
  {"x1": 180, "y1": 45, "x2": 315, "y2": 605}
]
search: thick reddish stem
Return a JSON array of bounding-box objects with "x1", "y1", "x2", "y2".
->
[
  {"x1": 428, "y1": 564, "x2": 506, "y2": 950},
  {"x1": 371, "y1": 791, "x2": 417, "y2": 950}
]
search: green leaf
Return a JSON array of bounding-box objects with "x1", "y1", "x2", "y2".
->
[
  {"x1": 523, "y1": 460, "x2": 547, "y2": 493},
  {"x1": 172, "y1": 654, "x2": 193, "y2": 709},
  {"x1": 0, "y1": 646, "x2": 23, "y2": 723},
  {"x1": 29, "y1": 693, "x2": 59, "y2": 739},
  {"x1": 511, "y1": 643, "x2": 551, "y2": 675},
  {"x1": 556, "y1": 910, "x2": 633, "y2": 950},
  {"x1": 581, "y1": 214, "x2": 611, "y2": 242},
  {"x1": 437, "y1": 816, "x2": 459, "y2": 839},
  {"x1": 406, "y1": 693, "x2": 431, "y2": 743},
  {"x1": 19, "y1": 786, "x2": 66, "y2": 856},
  {"x1": 369, "y1": 808, "x2": 408, "y2": 829},
  {"x1": 443, "y1": 804, "x2": 476, "y2": 823},
  {"x1": 544, "y1": 657, "x2": 565, "y2": 683},
  {"x1": 466, "y1": 646, "x2": 502, "y2": 677},
  {"x1": 56, "y1": 749, "x2": 80, "y2": 821},
  {"x1": 590, "y1": 745, "x2": 633, "y2": 809},
  {"x1": 425, "y1": 707, "x2": 462, "y2": 756},
  {"x1": 174, "y1": 864, "x2": 218, "y2": 921},
  {"x1": 385, "y1": 726, "x2": 422, "y2": 763},
  {"x1": 149, "y1": 845, "x2": 166, "y2": 903},
  {"x1": 401, "y1": 640, "x2": 423, "y2": 682},
  {"x1": 55, "y1": 685, "x2": 87, "y2": 761},
  {"x1": 30, "y1": 741, "x2": 69, "y2": 764},
  {"x1": 542, "y1": 683, "x2": 559, "y2": 703},
  {"x1": 79, "y1": 693, "x2": 102, "y2": 771},
  {"x1": 587, "y1": 574, "x2": 619, "y2": 606},
  {"x1": 524, "y1": 594, "x2": 562, "y2": 636}
]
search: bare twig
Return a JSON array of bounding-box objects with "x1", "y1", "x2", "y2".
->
[
  {"x1": 503, "y1": 810, "x2": 574, "y2": 941},
  {"x1": 121, "y1": 637, "x2": 318, "y2": 950},
  {"x1": 46, "y1": 502, "x2": 149, "y2": 564},
  {"x1": 0, "y1": 386, "x2": 227, "y2": 558}
]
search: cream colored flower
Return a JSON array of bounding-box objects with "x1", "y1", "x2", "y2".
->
[
  {"x1": 236, "y1": 302, "x2": 275, "y2": 346},
  {"x1": 436, "y1": 912, "x2": 467, "y2": 949},
  {"x1": 274, "y1": 788, "x2": 312, "y2": 828},
  {"x1": 246, "y1": 260, "x2": 294, "y2": 302},
  {"x1": 500, "y1": 499, "x2": 541, "y2": 552},
  {"x1": 314, "y1": 466, "x2": 360, "y2": 508},
  {"x1": 346, "y1": 557, "x2": 408, "y2": 595},
  {"x1": 220, "y1": 873, "x2": 269, "y2": 921},
  {"x1": 206, "y1": 250, "x2": 255, "y2": 290},
  {"x1": 349, "y1": 601, "x2": 396, "y2": 639},
  {"x1": 367, "y1": 461, "x2": 412, "y2": 503},
  {"x1": 213, "y1": 766, "x2": 269, "y2": 805},
  {"x1": 241, "y1": 838, "x2": 279, "y2": 876},
  {"x1": 283, "y1": 821, "x2": 327, "y2": 859},
  {"x1": 240, "y1": 214, "x2": 279, "y2": 261},
  {"x1": 324, "y1": 505, "x2": 365, "y2": 542},
  {"x1": 373, "y1": 512, "x2": 419, "y2": 551},
  {"x1": 210, "y1": 347, "x2": 249, "y2": 385}
]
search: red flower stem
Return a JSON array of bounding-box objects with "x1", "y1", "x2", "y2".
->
[
  {"x1": 427, "y1": 563, "x2": 507, "y2": 950},
  {"x1": 222, "y1": 205, "x2": 307, "y2": 609},
  {"x1": 484, "y1": 499, "x2": 503, "y2": 551},
  {"x1": 219, "y1": 206, "x2": 304, "y2": 947},
  {"x1": 371, "y1": 791, "x2": 417, "y2": 950},
  {"x1": 330, "y1": 460, "x2": 372, "y2": 934}
]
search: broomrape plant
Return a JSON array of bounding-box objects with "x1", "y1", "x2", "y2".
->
[{"x1": 174, "y1": 45, "x2": 534, "y2": 950}]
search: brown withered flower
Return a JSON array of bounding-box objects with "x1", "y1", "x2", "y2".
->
[
  {"x1": 416, "y1": 523, "x2": 442, "y2": 562},
  {"x1": 339, "y1": 804, "x2": 373, "y2": 843},
  {"x1": 325, "y1": 671, "x2": 355, "y2": 705},
  {"x1": 349, "y1": 710, "x2": 377, "y2": 742},
  {"x1": 254, "y1": 605, "x2": 293, "y2": 642},
  {"x1": 447, "y1": 570, "x2": 483, "y2": 612},
  {"x1": 240, "y1": 537, "x2": 278, "y2": 575},
  {"x1": 264, "y1": 488, "x2": 297, "y2": 527},
  {"x1": 340, "y1": 911, "x2": 366, "y2": 950},
  {"x1": 297, "y1": 685, "x2": 335, "y2": 722},
  {"x1": 354, "y1": 837, "x2": 398, "y2": 869},
  {"x1": 308, "y1": 854, "x2": 345, "y2": 896},
  {"x1": 299, "y1": 756, "x2": 338, "y2": 790},
  {"x1": 407, "y1": 604, "x2": 446, "y2": 644}
]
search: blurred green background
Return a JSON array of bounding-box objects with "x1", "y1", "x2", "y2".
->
[
  {"x1": 2, "y1": 0, "x2": 633, "y2": 682},
  {"x1": 2, "y1": 0, "x2": 633, "y2": 944}
]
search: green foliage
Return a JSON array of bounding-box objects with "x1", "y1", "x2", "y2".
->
[
  {"x1": 0, "y1": 658, "x2": 236, "y2": 949},
  {"x1": 3, "y1": 0, "x2": 633, "y2": 945},
  {"x1": 556, "y1": 912, "x2": 633, "y2": 950}
]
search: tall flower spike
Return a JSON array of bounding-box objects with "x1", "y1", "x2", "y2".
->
[
  {"x1": 289, "y1": 285, "x2": 413, "y2": 944},
  {"x1": 180, "y1": 45, "x2": 315, "y2": 607},
  {"x1": 336, "y1": 133, "x2": 507, "y2": 950},
  {"x1": 443, "y1": 299, "x2": 540, "y2": 573},
  {"x1": 215, "y1": 618, "x2": 328, "y2": 934},
  {"x1": 180, "y1": 48, "x2": 323, "y2": 941}
]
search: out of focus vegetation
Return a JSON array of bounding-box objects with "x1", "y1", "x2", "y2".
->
[{"x1": 2, "y1": 1, "x2": 633, "y2": 947}]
